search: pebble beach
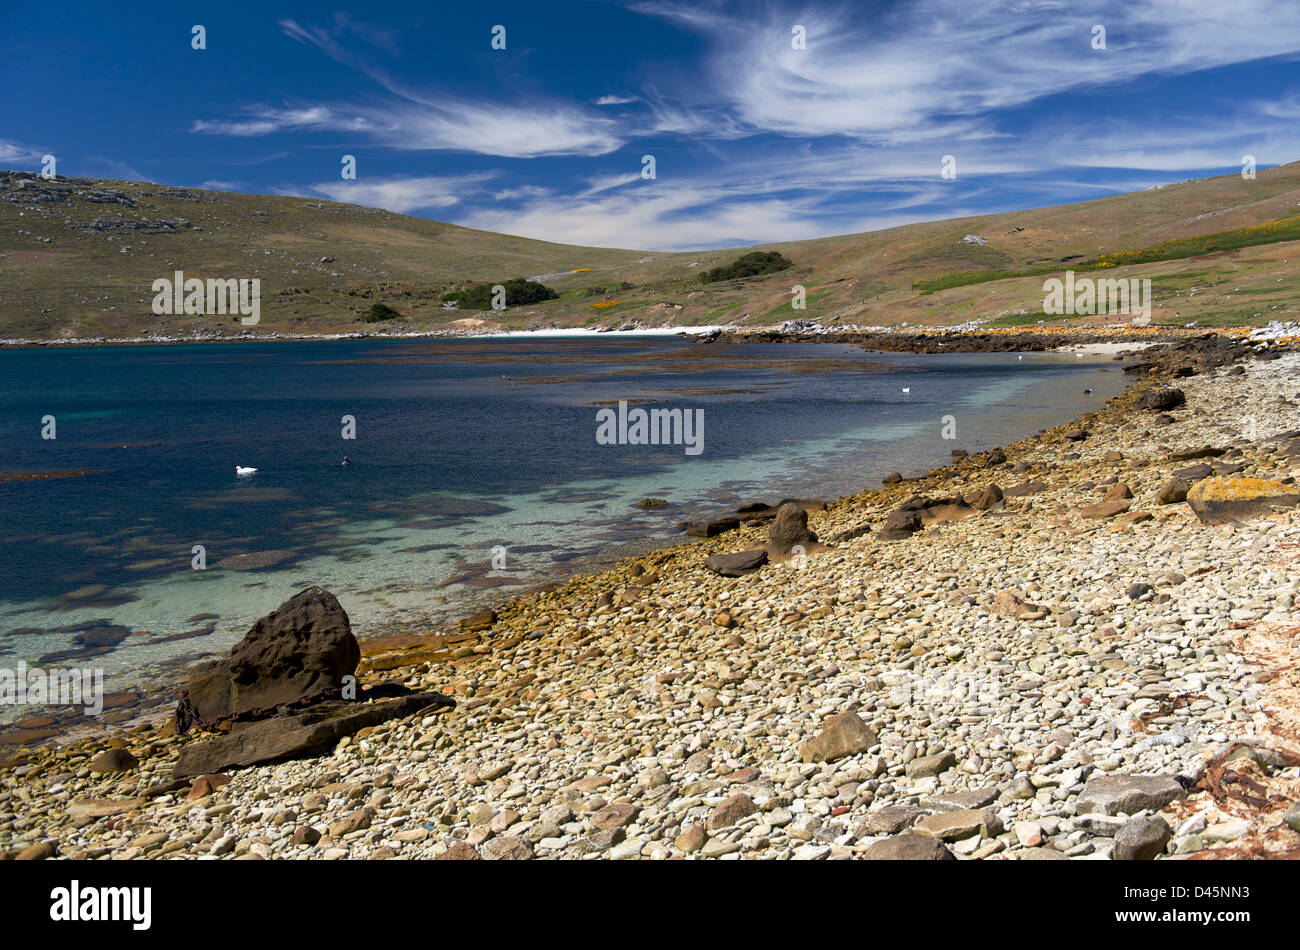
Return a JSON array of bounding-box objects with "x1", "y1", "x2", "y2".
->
[{"x1": 4, "y1": 337, "x2": 1300, "y2": 861}]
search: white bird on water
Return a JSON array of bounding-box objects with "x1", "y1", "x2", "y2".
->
[
  {"x1": 235, "y1": 466, "x2": 257, "y2": 477},
  {"x1": 901, "y1": 387, "x2": 911, "y2": 395}
]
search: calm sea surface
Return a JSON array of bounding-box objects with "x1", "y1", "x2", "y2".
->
[{"x1": 0, "y1": 336, "x2": 1129, "y2": 693}]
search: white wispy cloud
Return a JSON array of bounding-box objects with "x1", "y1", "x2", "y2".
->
[
  {"x1": 192, "y1": 97, "x2": 626, "y2": 158},
  {"x1": 580, "y1": 172, "x2": 641, "y2": 195},
  {"x1": 300, "y1": 172, "x2": 498, "y2": 213},
  {"x1": 463, "y1": 182, "x2": 962, "y2": 251},
  {"x1": 192, "y1": 106, "x2": 378, "y2": 138},
  {"x1": 639, "y1": 0, "x2": 1300, "y2": 142},
  {"x1": 189, "y1": 15, "x2": 629, "y2": 158},
  {"x1": 0, "y1": 139, "x2": 47, "y2": 166}
]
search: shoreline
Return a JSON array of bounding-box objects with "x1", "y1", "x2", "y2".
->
[
  {"x1": 3, "y1": 333, "x2": 1300, "y2": 860},
  {"x1": 2, "y1": 320, "x2": 1294, "y2": 352}
]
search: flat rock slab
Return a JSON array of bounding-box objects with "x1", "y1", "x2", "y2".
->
[
  {"x1": 862, "y1": 833, "x2": 956, "y2": 860},
  {"x1": 703, "y1": 548, "x2": 768, "y2": 577},
  {"x1": 859, "y1": 805, "x2": 927, "y2": 835},
  {"x1": 1004, "y1": 481, "x2": 1049, "y2": 497},
  {"x1": 67, "y1": 799, "x2": 139, "y2": 819},
  {"x1": 913, "y1": 807, "x2": 1002, "y2": 841},
  {"x1": 1186, "y1": 477, "x2": 1300, "y2": 525},
  {"x1": 1081, "y1": 499, "x2": 1132, "y2": 519},
  {"x1": 173, "y1": 693, "x2": 452, "y2": 778},
  {"x1": 905, "y1": 751, "x2": 957, "y2": 778},
  {"x1": 1075, "y1": 774, "x2": 1184, "y2": 816},
  {"x1": 923, "y1": 787, "x2": 999, "y2": 812}
]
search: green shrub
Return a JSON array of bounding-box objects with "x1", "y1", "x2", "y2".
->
[
  {"x1": 442, "y1": 278, "x2": 558, "y2": 310},
  {"x1": 700, "y1": 251, "x2": 792, "y2": 283},
  {"x1": 364, "y1": 302, "x2": 403, "y2": 322}
]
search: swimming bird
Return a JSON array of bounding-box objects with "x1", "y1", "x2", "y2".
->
[
  {"x1": 1083, "y1": 388, "x2": 1094, "y2": 394},
  {"x1": 235, "y1": 466, "x2": 257, "y2": 477},
  {"x1": 901, "y1": 387, "x2": 911, "y2": 395}
]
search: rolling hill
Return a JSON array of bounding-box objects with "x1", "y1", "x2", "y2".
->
[{"x1": 3, "y1": 161, "x2": 1300, "y2": 341}]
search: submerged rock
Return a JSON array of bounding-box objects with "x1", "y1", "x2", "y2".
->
[{"x1": 685, "y1": 517, "x2": 740, "y2": 538}]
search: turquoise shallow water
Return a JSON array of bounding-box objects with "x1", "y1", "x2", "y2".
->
[{"x1": 0, "y1": 336, "x2": 1129, "y2": 691}]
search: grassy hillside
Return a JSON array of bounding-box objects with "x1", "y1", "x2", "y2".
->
[{"x1": 3, "y1": 162, "x2": 1300, "y2": 340}]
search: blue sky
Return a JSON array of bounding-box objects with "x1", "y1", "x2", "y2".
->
[{"x1": 4, "y1": 1, "x2": 1300, "y2": 250}]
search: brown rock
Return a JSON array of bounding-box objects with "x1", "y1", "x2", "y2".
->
[
  {"x1": 16, "y1": 841, "x2": 56, "y2": 861},
  {"x1": 186, "y1": 773, "x2": 232, "y2": 800},
  {"x1": 685, "y1": 517, "x2": 740, "y2": 538},
  {"x1": 972, "y1": 484, "x2": 1004, "y2": 510},
  {"x1": 800, "y1": 711, "x2": 877, "y2": 763},
  {"x1": 458, "y1": 608, "x2": 498, "y2": 632},
  {"x1": 862, "y1": 833, "x2": 956, "y2": 860},
  {"x1": 1004, "y1": 480, "x2": 1048, "y2": 497},
  {"x1": 913, "y1": 808, "x2": 1003, "y2": 841},
  {"x1": 590, "y1": 803, "x2": 640, "y2": 831},
  {"x1": 767, "y1": 503, "x2": 819, "y2": 554},
  {"x1": 436, "y1": 842, "x2": 482, "y2": 860},
  {"x1": 173, "y1": 692, "x2": 452, "y2": 777},
  {"x1": 675, "y1": 824, "x2": 706, "y2": 853},
  {"x1": 860, "y1": 805, "x2": 926, "y2": 835},
  {"x1": 329, "y1": 806, "x2": 375, "y2": 838},
  {"x1": 992, "y1": 589, "x2": 1048, "y2": 621},
  {"x1": 89, "y1": 748, "x2": 138, "y2": 774},
  {"x1": 1081, "y1": 499, "x2": 1132, "y2": 519},
  {"x1": 878, "y1": 508, "x2": 923, "y2": 541},
  {"x1": 480, "y1": 836, "x2": 534, "y2": 860},
  {"x1": 1156, "y1": 477, "x2": 1192, "y2": 505},
  {"x1": 703, "y1": 548, "x2": 767, "y2": 577},
  {"x1": 707, "y1": 793, "x2": 759, "y2": 830}
]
